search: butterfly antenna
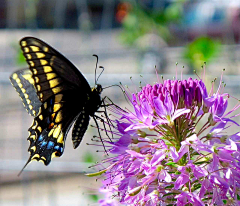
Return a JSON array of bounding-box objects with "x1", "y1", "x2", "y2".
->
[
  {"x1": 96, "y1": 66, "x2": 105, "y2": 83},
  {"x1": 18, "y1": 156, "x2": 31, "y2": 176},
  {"x1": 93, "y1": 54, "x2": 99, "y2": 85},
  {"x1": 102, "y1": 84, "x2": 130, "y2": 104}
]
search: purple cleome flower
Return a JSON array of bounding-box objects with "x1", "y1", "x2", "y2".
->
[{"x1": 94, "y1": 77, "x2": 240, "y2": 205}]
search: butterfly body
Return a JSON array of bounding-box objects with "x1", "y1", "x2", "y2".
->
[{"x1": 10, "y1": 37, "x2": 103, "y2": 168}]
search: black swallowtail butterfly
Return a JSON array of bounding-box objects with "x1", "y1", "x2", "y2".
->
[{"x1": 10, "y1": 37, "x2": 105, "y2": 173}]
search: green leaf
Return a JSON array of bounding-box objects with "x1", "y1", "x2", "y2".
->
[{"x1": 165, "y1": 162, "x2": 178, "y2": 167}]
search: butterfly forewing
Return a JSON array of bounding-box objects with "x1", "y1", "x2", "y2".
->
[{"x1": 19, "y1": 38, "x2": 91, "y2": 103}]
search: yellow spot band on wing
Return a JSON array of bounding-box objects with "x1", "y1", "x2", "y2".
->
[
  {"x1": 40, "y1": 59, "x2": 48, "y2": 65},
  {"x1": 32, "y1": 123, "x2": 37, "y2": 130},
  {"x1": 36, "y1": 53, "x2": 45, "y2": 58},
  {"x1": 33, "y1": 69, "x2": 37, "y2": 74},
  {"x1": 35, "y1": 77, "x2": 39, "y2": 83},
  {"x1": 36, "y1": 85, "x2": 41, "y2": 91},
  {"x1": 29, "y1": 61, "x2": 35, "y2": 67},
  {"x1": 55, "y1": 94, "x2": 63, "y2": 103},
  {"x1": 46, "y1": 73, "x2": 57, "y2": 80},
  {"x1": 41, "y1": 156, "x2": 46, "y2": 161},
  {"x1": 43, "y1": 66, "x2": 52, "y2": 73},
  {"x1": 22, "y1": 74, "x2": 35, "y2": 85},
  {"x1": 55, "y1": 111, "x2": 62, "y2": 123},
  {"x1": 49, "y1": 79, "x2": 61, "y2": 88},
  {"x1": 31, "y1": 154, "x2": 40, "y2": 159},
  {"x1": 48, "y1": 128, "x2": 54, "y2": 137},
  {"x1": 29, "y1": 135, "x2": 36, "y2": 140},
  {"x1": 51, "y1": 113, "x2": 56, "y2": 120},
  {"x1": 12, "y1": 73, "x2": 18, "y2": 80},
  {"x1": 53, "y1": 125, "x2": 61, "y2": 138},
  {"x1": 39, "y1": 115, "x2": 43, "y2": 120},
  {"x1": 22, "y1": 73, "x2": 32, "y2": 80},
  {"x1": 24, "y1": 47, "x2": 30, "y2": 53},
  {"x1": 51, "y1": 152, "x2": 57, "y2": 159},
  {"x1": 52, "y1": 86, "x2": 62, "y2": 94},
  {"x1": 43, "y1": 46, "x2": 49, "y2": 52},
  {"x1": 57, "y1": 132, "x2": 64, "y2": 144},
  {"x1": 26, "y1": 54, "x2": 31, "y2": 59},
  {"x1": 37, "y1": 126, "x2": 42, "y2": 132},
  {"x1": 21, "y1": 41, "x2": 27, "y2": 46},
  {"x1": 30, "y1": 46, "x2": 39, "y2": 52},
  {"x1": 53, "y1": 103, "x2": 61, "y2": 112},
  {"x1": 30, "y1": 146, "x2": 36, "y2": 152}
]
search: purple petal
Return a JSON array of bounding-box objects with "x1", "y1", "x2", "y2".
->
[
  {"x1": 153, "y1": 96, "x2": 167, "y2": 118},
  {"x1": 150, "y1": 150, "x2": 166, "y2": 166},
  {"x1": 126, "y1": 150, "x2": 145, "y2": 158},
  {"x1": 174, "y1": 171, "x2": 190, "y2": 189},
  {"x1": 170, "y1": 146, "x2": 179, "y2": 161},
  {"x1": 171, "y1": 108, "x2": 190, "y2": 121}
]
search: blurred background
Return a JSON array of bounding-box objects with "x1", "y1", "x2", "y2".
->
[{"x1": 2, "y1": 0, "x2": 240, "y2": 205}]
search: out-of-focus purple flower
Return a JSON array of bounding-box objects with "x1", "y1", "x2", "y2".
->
[{"x1": 89, "y1": 75, "x2": 240, "y2": 206}]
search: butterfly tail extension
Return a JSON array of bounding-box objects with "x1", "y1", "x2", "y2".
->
[
  {"x1": 18, "y1": 156, "x2": 32, "y2": 176},
  {"x1": 72, "y1": 109, "x2": 90, "y2": 149}
]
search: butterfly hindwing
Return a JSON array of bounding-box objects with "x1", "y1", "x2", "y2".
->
[
  {"x1": 10, "y1": 68, "x2": 42, "y2": 116},
  {"x1": 27, "y1": 91, "x2": 85, "y2": 165}
]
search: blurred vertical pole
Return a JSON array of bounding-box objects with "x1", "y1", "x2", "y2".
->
[
  {"x1": 100, "y1": 0, "x2": 114, "y2": 52},
  {"x1": 47, "y1": 174, "x2": 57, "y2": 206},
  {"x1": 6, "y1": 0, "x2": 21, "y2": 28},
  {"x1": 54, "y1": 0, "x2": 68, "y2": 28},
  {"x1": 101, "y1": 0, "x2": 114, "y2": 29},
  {"x1": 75, "y1": 0, "x2": 90, "y2": 31},
  {"x1": 24, "y1": 0, "x2": 38, "y2": 29}
]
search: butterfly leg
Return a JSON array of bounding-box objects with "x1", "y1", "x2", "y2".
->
[
  {"x1": 94, "y1": 113, "x2": 113, "y2": 143},
  {"x1": 98, "y1": 100, "x2": 115, "y2": 140},
  {"x1": 92, "y1": 115, "x2": 108, "y2": 154}
]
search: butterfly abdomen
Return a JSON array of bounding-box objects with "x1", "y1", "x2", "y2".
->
[{"x1": 72, "y1": 107, "x2": 90, "y2": 149}]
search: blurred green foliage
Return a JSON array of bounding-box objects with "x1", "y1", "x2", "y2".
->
[
  {"x1": 82, "y1": 152, "x2": 96, "y2": 163},
  {"x1": 88, "y1": 194, "x2": 99, "y2": 202},
  {"x1": 184, "y1": 37, "x2": 220, "y2": 71},
  {"x1": 11, "y1": 42, "x2": 26, "y2": 66},
  {"x1": 119, "y1": 2, "x2": 184, "y2": 46}
]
